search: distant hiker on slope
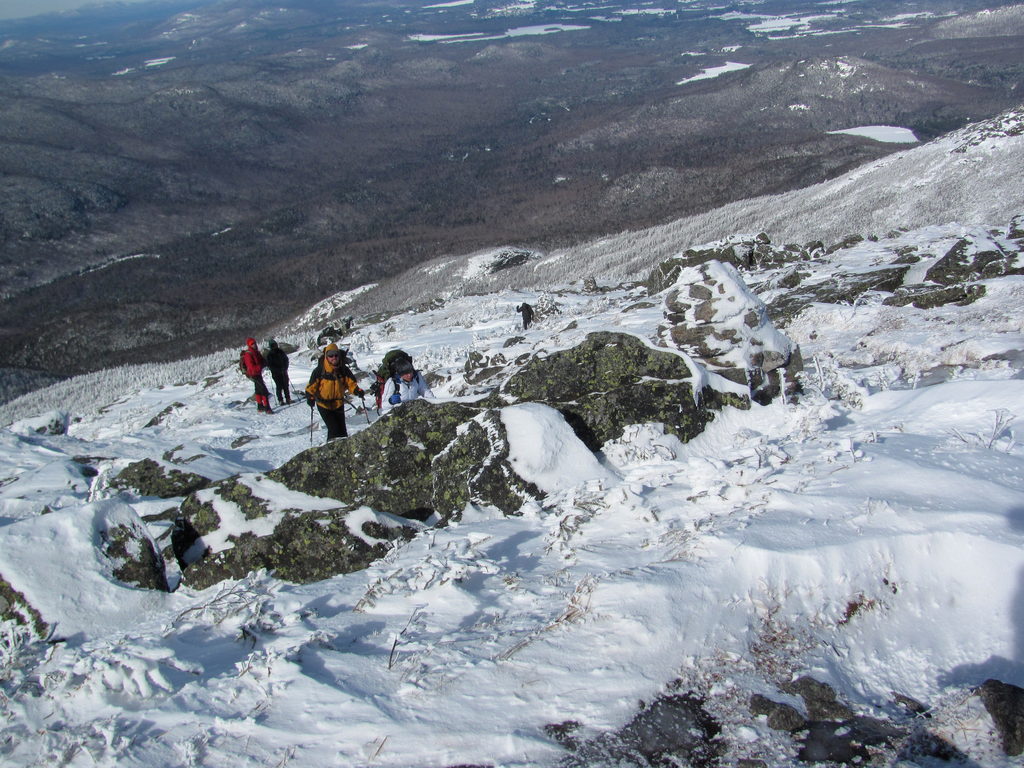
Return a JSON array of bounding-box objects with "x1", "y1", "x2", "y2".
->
[
  {"x1": 240, "y1": 337, "x2": 273, "y2": 414},
  {"x1": 266, "y1": 339, "x2": 292, "y2": 406},
  {"x1": 380, "y1": 357, "x2": 434, "y2": 414},
  {"x1": 305, "y1": 343, "x2": 362, "y2": 441},
  {"x1": 516, "y1": 302, "x2": 534, "y2": 330}
]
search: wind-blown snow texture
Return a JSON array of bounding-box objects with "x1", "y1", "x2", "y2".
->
[{"x1": 1, "y1": 112, "x2": 1023, "y2": 767}]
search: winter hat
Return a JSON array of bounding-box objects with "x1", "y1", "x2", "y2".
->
[
  {"x1": 268, "y1": 339, "x2": 278, "y2": 349},
  {"x1": 394, "y1": 359, "x2": 414, "y2": 376},
  {"x1": 246, "y1": 337, "x2": 257, "y2": 348}
]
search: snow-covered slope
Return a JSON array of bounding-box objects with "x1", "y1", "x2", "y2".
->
[
  {"x1": 328, "y1": 105, "x2": 1024, "y2": 322},
  {"x1": 1, "y1": 206, "x2": 1023, "y2": 765}
]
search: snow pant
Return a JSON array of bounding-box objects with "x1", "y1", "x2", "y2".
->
[
  {"x1": 270, "y1": 369, "x2": 291, "y2": 405},
  {"x1": 252, "y1": 375, "x2": 272, "y2": 411},
  {"x1": 317, "y1": 405, "x2": 348, "y2": 441}
]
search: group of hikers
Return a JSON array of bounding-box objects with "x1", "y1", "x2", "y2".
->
[
  {"x1": 239, "y1": 337, "x2": 435, "y2": 441},
  {"x1": 240, "y1": 302, "x2": 532, "y2": 440},
  {"x1": 239, "y1": 337, "x2": 292, "y2": 414}
]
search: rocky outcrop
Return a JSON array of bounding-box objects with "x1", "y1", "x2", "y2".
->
[
  {"x1": 548, "y1": 690, "x2": 723, "y2": 768},
  {"x1": 883, "y1": 283, "x2": 986, "y2": 309},
  {"x1": 502, "y1": 331, "x2": 747, "y2": 449},
  {"x1": 0, "y1": 501, "x2": 167, "y2": 635},
  {"x1": 977, "y1": 678, "x2": 1024, "y2": 756},
  {"x1": 925, "y1": 237, "x2": 1024, "y2": 285},
  {"x1": 0, "y1": 576, "x2": 47, "y2": 637},
  {"x1": 173, "y1": 399, "x2": 577, "y2": 587},
  {"x1": 98, "y1": 505, "x2": 168, "y2": 592},
  {"x1": 173, "y1": 475, "x2": 420, "y2": 590},
  {"x1": 110, "y1": 457, "x2": 212, "y2": 499},
  {"x1": 269, "y1": 400, "x2": 543, "y2": 521},
  {"x1": 171, "y1": 331, "x2": 751, "y2": 589},
  {"x1": 655, "y1": 259, "x2": 801, "y2": 405}
]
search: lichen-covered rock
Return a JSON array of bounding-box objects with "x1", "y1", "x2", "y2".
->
[
  {"x1": 551, "y1": 690, "x2": 723, "y2": 768},
  {"x1": 766, "y1": 265, "x2": 910, "y2": 327},
  {"x1": 464, "y1": 350, "x2": 510, "y2": 385},
  {"x1": 271, "y1": 400, "x2": 482, "y2": 521},
  {"x1": 176, "y1": 400, "x2": 573, "y2": 588},
  {"x1": 750, "y1": 694, "x2": 806, "y2": 731},
  {"x1": 8, "y1": 410, "x2": 70, "y2": 437},
  {"x1": 1009, "y1": 214, "x2": 1024, "y2": 240},
  {"x1": 781, "y1": 676, "x2": 854, "y2": 721},
  {"x1": 656, "y1": 260, "x2": 799, "y2": 405},
  {"x1": 98, "y1": 507, "x2": 168, "y2": 591},
  {"x1": 174, "y1": 473, "x2": 426, "y2": 589},
  {"x1": 646, "y1": 235, "x2": 811, "y2": 294},
  {"x1": 797, "y1": 717, "x2": 905, "y2": 765},
  {"x1": 503, "y1": 331, "x2": 747, "y2": 448},
  {"x1": 883, "y1": 283, "x2": 986, "y2": 309},
  {"x1": 826, "y1": 233, "x2": 865, "y2": 253},
  {"x1": 111, "y1": 457, "x2": 212, "y2": 499},
  {"x1": 0, "y1": 575, "x2": 48, "y2": 637},
  {"x1": 180, "y1": 499, "x2": 418, "y2": 591},
  {"x1": 977, "y1": 678, "x2": 1024, "y2": 756},
  {"x1": 925, "y1": 238, "x2": 1024, "y2": 285},
  {"x1": 432, "y1": 410, "x2": 543, "y2": 515},
  {"x1": 271, "y1": 399, "x2": 552, "y2": 520}
]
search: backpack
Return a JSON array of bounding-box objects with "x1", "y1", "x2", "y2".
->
[
  {"x1": 370, "y1": 349, "x2": 413, "y2": 410},
  {"x1": 238, "y1": 350, "x2": 249, "y2": 377}
]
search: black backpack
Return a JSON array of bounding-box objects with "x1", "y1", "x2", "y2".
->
[{"x1": 370, "y1": 349, "x2": 413, "y2": 410}]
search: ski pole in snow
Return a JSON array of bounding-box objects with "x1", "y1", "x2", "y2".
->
[{"x1": 344, "y1": 398, "x2": 369, "y2": 425}]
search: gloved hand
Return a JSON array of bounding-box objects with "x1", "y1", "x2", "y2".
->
[
  {"x1": 306, "y1": 396, "x2": 315, "y2": 409},
  {"x1": 388, "y1": 393, "x2": 401, "y2": 405},
  {"x1": 354, "y1": 387, "x2": 365, "y2": 397}
]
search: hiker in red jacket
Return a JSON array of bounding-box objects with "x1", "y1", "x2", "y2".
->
[{"x1": 241, "y1": 337, "x2": 274, "y2": 413}]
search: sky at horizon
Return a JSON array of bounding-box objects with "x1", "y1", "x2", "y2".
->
[{"x1": 0, "y1": 0, "x2": 161, "y2": 22}]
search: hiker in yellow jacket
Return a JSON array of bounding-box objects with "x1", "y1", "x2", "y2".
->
[{"x1": 305, "y1": 343, "x2": 362, "y2": 440}]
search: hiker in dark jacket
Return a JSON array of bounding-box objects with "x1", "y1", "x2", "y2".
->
[
  {"x1": 241, "y1": 337, "x2": 273, "y2": 413},
  {"x1": 305, "y1": 343, "x2": 362, "y2": 440},
  {"x1": 516, "y1": 302, "x2": 534, "y2": 330},
  {"x1": 266, "y1": 339, "x2": 292, "y2": 406}
]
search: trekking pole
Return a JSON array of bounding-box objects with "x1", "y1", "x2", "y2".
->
[
  {"x1": 358, "y1": 395, "x2": 371, "y2": 424},
  {"x1": 309, "y1": 402, "x2": 314, "y2": 447}
]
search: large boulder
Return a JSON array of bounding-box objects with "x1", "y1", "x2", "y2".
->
[
  {"x1": 925, "y1": 238, "x2": 1024, "y2": 286},
  {"x1": 173, "y1": 473, "x2": 421, "y2": 590},
  {"x1": 174, "y1": 400, "x2": 601, "y2": 588},
  {"x1": 0, "y1": 575, "x2": 48, "y2": 637},
  {"x1": 654, "y1": 260, "x2": 801, "y2": 404},
  {"x1": 548, "y1": 690, "x2": 723, "y2": 768},
  {"x1": 98, "y1": 504, "x2": 168, "y2": 591},
  {"x1": 977, "y1": 678, "x2": 1024, "y2": 756},
  {"x1": 502, "y1": 331, "x2": 747, "y2": 449},
  {"x1": 110, "y1": 457, "x2": 212, "y2": 499},
  {"x1": 269, "y1": 400, "x2": 543, "y2": 521}
]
